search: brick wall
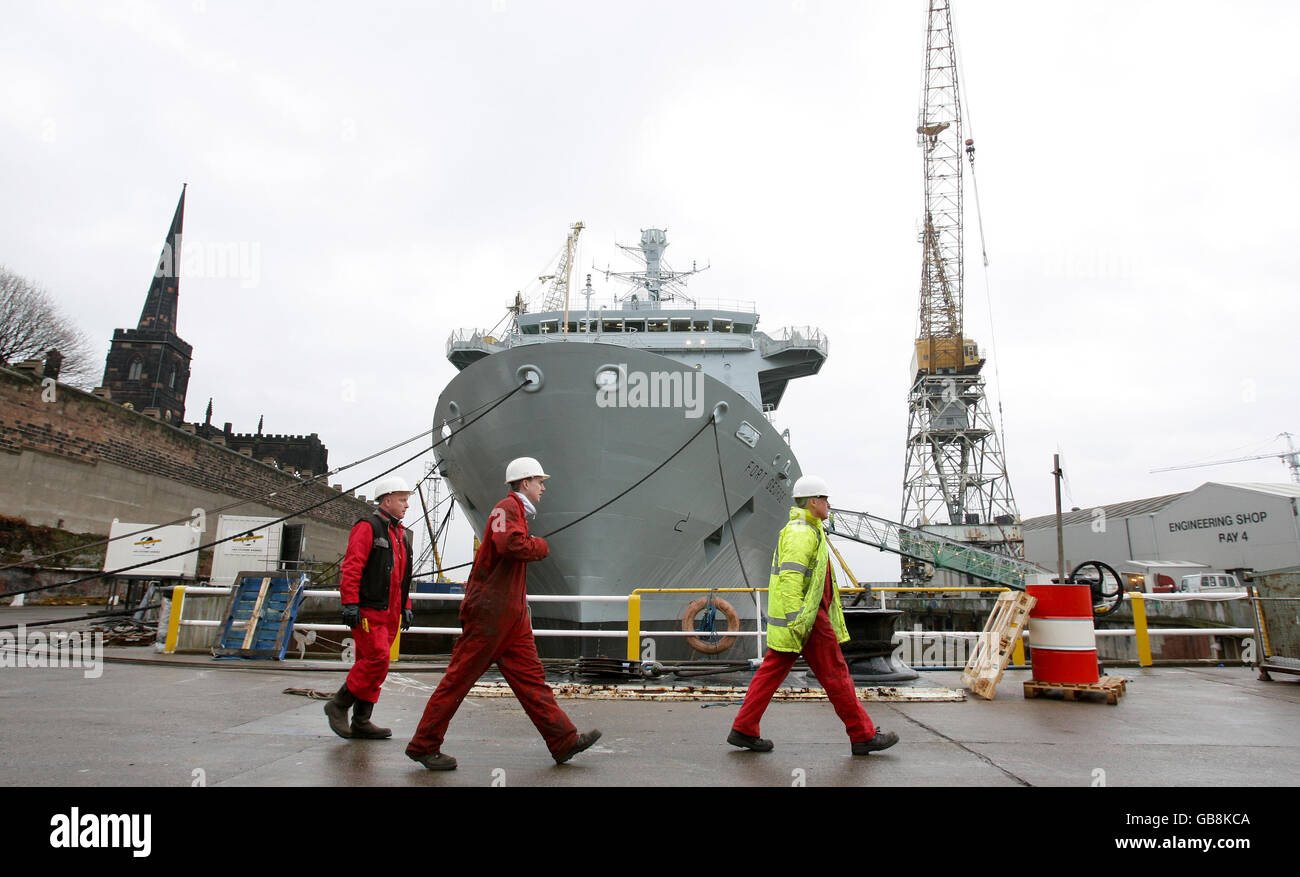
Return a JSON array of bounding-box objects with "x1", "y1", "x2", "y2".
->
[{"x1": 0, "y1": 366, "x2": 377, "y2": 556}]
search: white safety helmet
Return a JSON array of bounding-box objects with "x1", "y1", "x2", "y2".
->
[
  {"x1": 504, "y1": 456, "x2": 550, "y2": 484},
  {"x1": 792, "y1": 474, "x2": 830, "y2": 499},
  {"x1": 371, "y1": 475, "x2": 413, "y2": 500}
]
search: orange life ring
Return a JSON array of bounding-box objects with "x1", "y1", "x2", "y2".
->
[{"x1": 681, "y1": 597, "x2": 740, "y2": 655}]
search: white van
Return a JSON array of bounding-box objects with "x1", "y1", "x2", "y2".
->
[{"x1": 1178, "y1": 573, "x2": 1243, "y2": 593}]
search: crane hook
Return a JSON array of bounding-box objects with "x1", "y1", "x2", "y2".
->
[{"x1": 965, "y1": 138, "x2": 975, "y2": 165}]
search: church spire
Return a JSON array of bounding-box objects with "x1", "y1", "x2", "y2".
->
[
  {"x1": 138, "y1": 184, "x2": 185, "y2": 332},
  {"x1": 100, "y1": 184, "x2": 194, "y2": 424}
]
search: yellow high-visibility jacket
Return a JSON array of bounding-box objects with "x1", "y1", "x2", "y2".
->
[{"x1": 765, "y1": 506, "x2": 849, "y2": 653}]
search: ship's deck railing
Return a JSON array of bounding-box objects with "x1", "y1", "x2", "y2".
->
[
  {"x1": 757, "y1": 326, "x2": 829, "y2": 357},
  {"x1": 446, "y1": 323, "x2": 769, "y2": 357},
  {"x1": 527, "y1": 297, "x2": 758, "y2": 315},
  {"x1": 446, "y1": 328, "x2": 764, "y2": 357},
  {"x1": 158, "y1": 585, "x2": 1263, "y2": 670},
  {"x1": 446, "y1": 328, "x2": 505, "y2": 357}
]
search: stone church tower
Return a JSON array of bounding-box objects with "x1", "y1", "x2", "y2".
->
[{"x1": 100, "y1": 185, "x2": 193, "y2": 423}]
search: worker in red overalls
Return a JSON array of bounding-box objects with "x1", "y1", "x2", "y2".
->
[
  {"x1": 324, "y1": 475, "x2": 415, "y2": 740},
  {"x1": 405, "y1": 457, "x2": 601, "y2": 770}
]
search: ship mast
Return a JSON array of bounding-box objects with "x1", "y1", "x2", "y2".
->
[
  {"x1": 603, "y1": 228, "x2": 708, "y2": 305},
  {"x1": 899, "y1": 0, "x2": 1022, "y2": 583}
]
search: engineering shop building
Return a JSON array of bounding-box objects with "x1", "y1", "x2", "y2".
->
[{"x1": 1021, "y1": 482, "x2": 1300, "y2": 585}]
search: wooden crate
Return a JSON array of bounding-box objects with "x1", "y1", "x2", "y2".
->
[
  {"x1": 1023, "y1": 676, "x2": 1128, "y2": 705},
  {"x1": 961, "y1": 590, "x2": 1037, "y2": 700}
]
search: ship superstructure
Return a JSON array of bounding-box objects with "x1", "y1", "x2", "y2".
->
[
  {"x1": 434, "y1": 228, "x2": 827, "y2": 655},
  {"x1": 448, "y1": 229, "x2": 825, "y2": 413}
]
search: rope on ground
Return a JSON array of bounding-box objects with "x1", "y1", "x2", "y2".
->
[
  {"x1": 673, "y1": 662, "x2": 752, "y2": 679},
  {"x1": 96, "y1": 621, "x2": 158, "y2": 646},
  {"x1": 282, "y1": 687, "x2": 336, "y2": 700}
]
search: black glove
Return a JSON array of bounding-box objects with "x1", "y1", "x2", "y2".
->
[
  {"x1": 341, "y1": 603, "x2": 361, "y2": 629},
  {"x1": 402, "y1": 608, "x2": 414, "y2": 631}
]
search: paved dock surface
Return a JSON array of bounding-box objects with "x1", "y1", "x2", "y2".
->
[{"x1": 2, "y1": 617, "x2": 1297, "y2": 787}]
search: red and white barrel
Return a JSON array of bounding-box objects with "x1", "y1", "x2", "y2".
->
[{"x1": 1026, "y1": 584, "x2": 1099, "y2": 684}]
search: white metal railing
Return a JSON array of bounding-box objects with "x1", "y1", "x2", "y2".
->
[
  {"x1": 159, "y1": 585, "x2": 1263, "y2": 669},
  {"x1": 758, "y1": 326, "x2": 829, "y2": 357},
  {"x1": 526, "y1": 297, "x2": 758, "y2": 315},
  {"x1": 447, "y1": 303, "x2": 764, "y2": 356},
  {"x1": 163, "y1": 589, "x2": 631, "y2": 645},
  {"x1": 446, "y1": 329, "x2": 506, "y2": 357},
  {"x1": 161, "y1": 587, "x2": 774, "y2": 660}
]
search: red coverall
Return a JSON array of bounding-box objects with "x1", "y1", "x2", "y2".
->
[
  {"x1": 732, "y1": 566, "x2": 875, "y2": 742},
  {"x1": 407, "y1": 493, "x2": 579, "y2": 759},
  {"x1": 339, "y1": 513, "x2": 411, "y2": 703}
]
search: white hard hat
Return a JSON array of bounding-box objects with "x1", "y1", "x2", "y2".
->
[
  {"x1": 371, "y1": 475, "x2": 413, "y2": 500},
  {"x1": 792, "y1": 474, "x2": 830, "y2": 499},
  {"x1": 504, "y1": 456, "x2": 550, "y2": 484}
]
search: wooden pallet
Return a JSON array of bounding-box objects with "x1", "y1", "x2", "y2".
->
[
  {"x1": 961, "y1": 590, "x2": 1037, "y2": 700},
  {"x1": 212, "y1": 573, "x2": 307, "y2": 660},
  {"x1": 1023, "y1": 676, "x2": 1128, "y2": 705}
]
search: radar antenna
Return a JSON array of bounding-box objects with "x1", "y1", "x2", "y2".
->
[{"x1": 600, "y1": 228, "x2": 709, "y2": 306}]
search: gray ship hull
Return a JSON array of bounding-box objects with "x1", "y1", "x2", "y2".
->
[{"x1": 433, "y1": 342, "x2": 803, "y2": 650}]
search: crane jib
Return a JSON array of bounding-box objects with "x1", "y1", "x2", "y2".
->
[{"x1": 825, "y1": 507, "x2": 1043, "y2": 590}]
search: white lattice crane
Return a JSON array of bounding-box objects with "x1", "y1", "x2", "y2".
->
[
  {"x1": 1151, "y1": 433, "x2": 1300, "y2": 484},
  {"x1": 898, "y1": 0, "x2": 1022, "y2": 583}
]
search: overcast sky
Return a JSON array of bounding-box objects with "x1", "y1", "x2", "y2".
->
[{"x1": 3, "y1": 1, "x2": 1297, "y2": 580}]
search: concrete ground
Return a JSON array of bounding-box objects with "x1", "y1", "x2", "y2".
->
[{"x1": 2, "y1": 607, "x2": 1298, "y2": 787}]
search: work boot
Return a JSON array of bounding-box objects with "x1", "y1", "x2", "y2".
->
[
  {"x1": 350, "y1": 699, "x2": 392, "y2": 739},
  {"x1": 323, "y1": 682, "x2": 355, "y2": 739},
  {"x1": 554, "y1": 729, "x2": 602, "y2": 765},
  {"x1": 851, "y1": 728, "x2": 899, "y2": 755},
  {"x1": 406, "y1": 748, "x2": 458, "y2": 771},
  {"x1": 727, "y1": 729, "x2": 774, "y2": 752}
]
